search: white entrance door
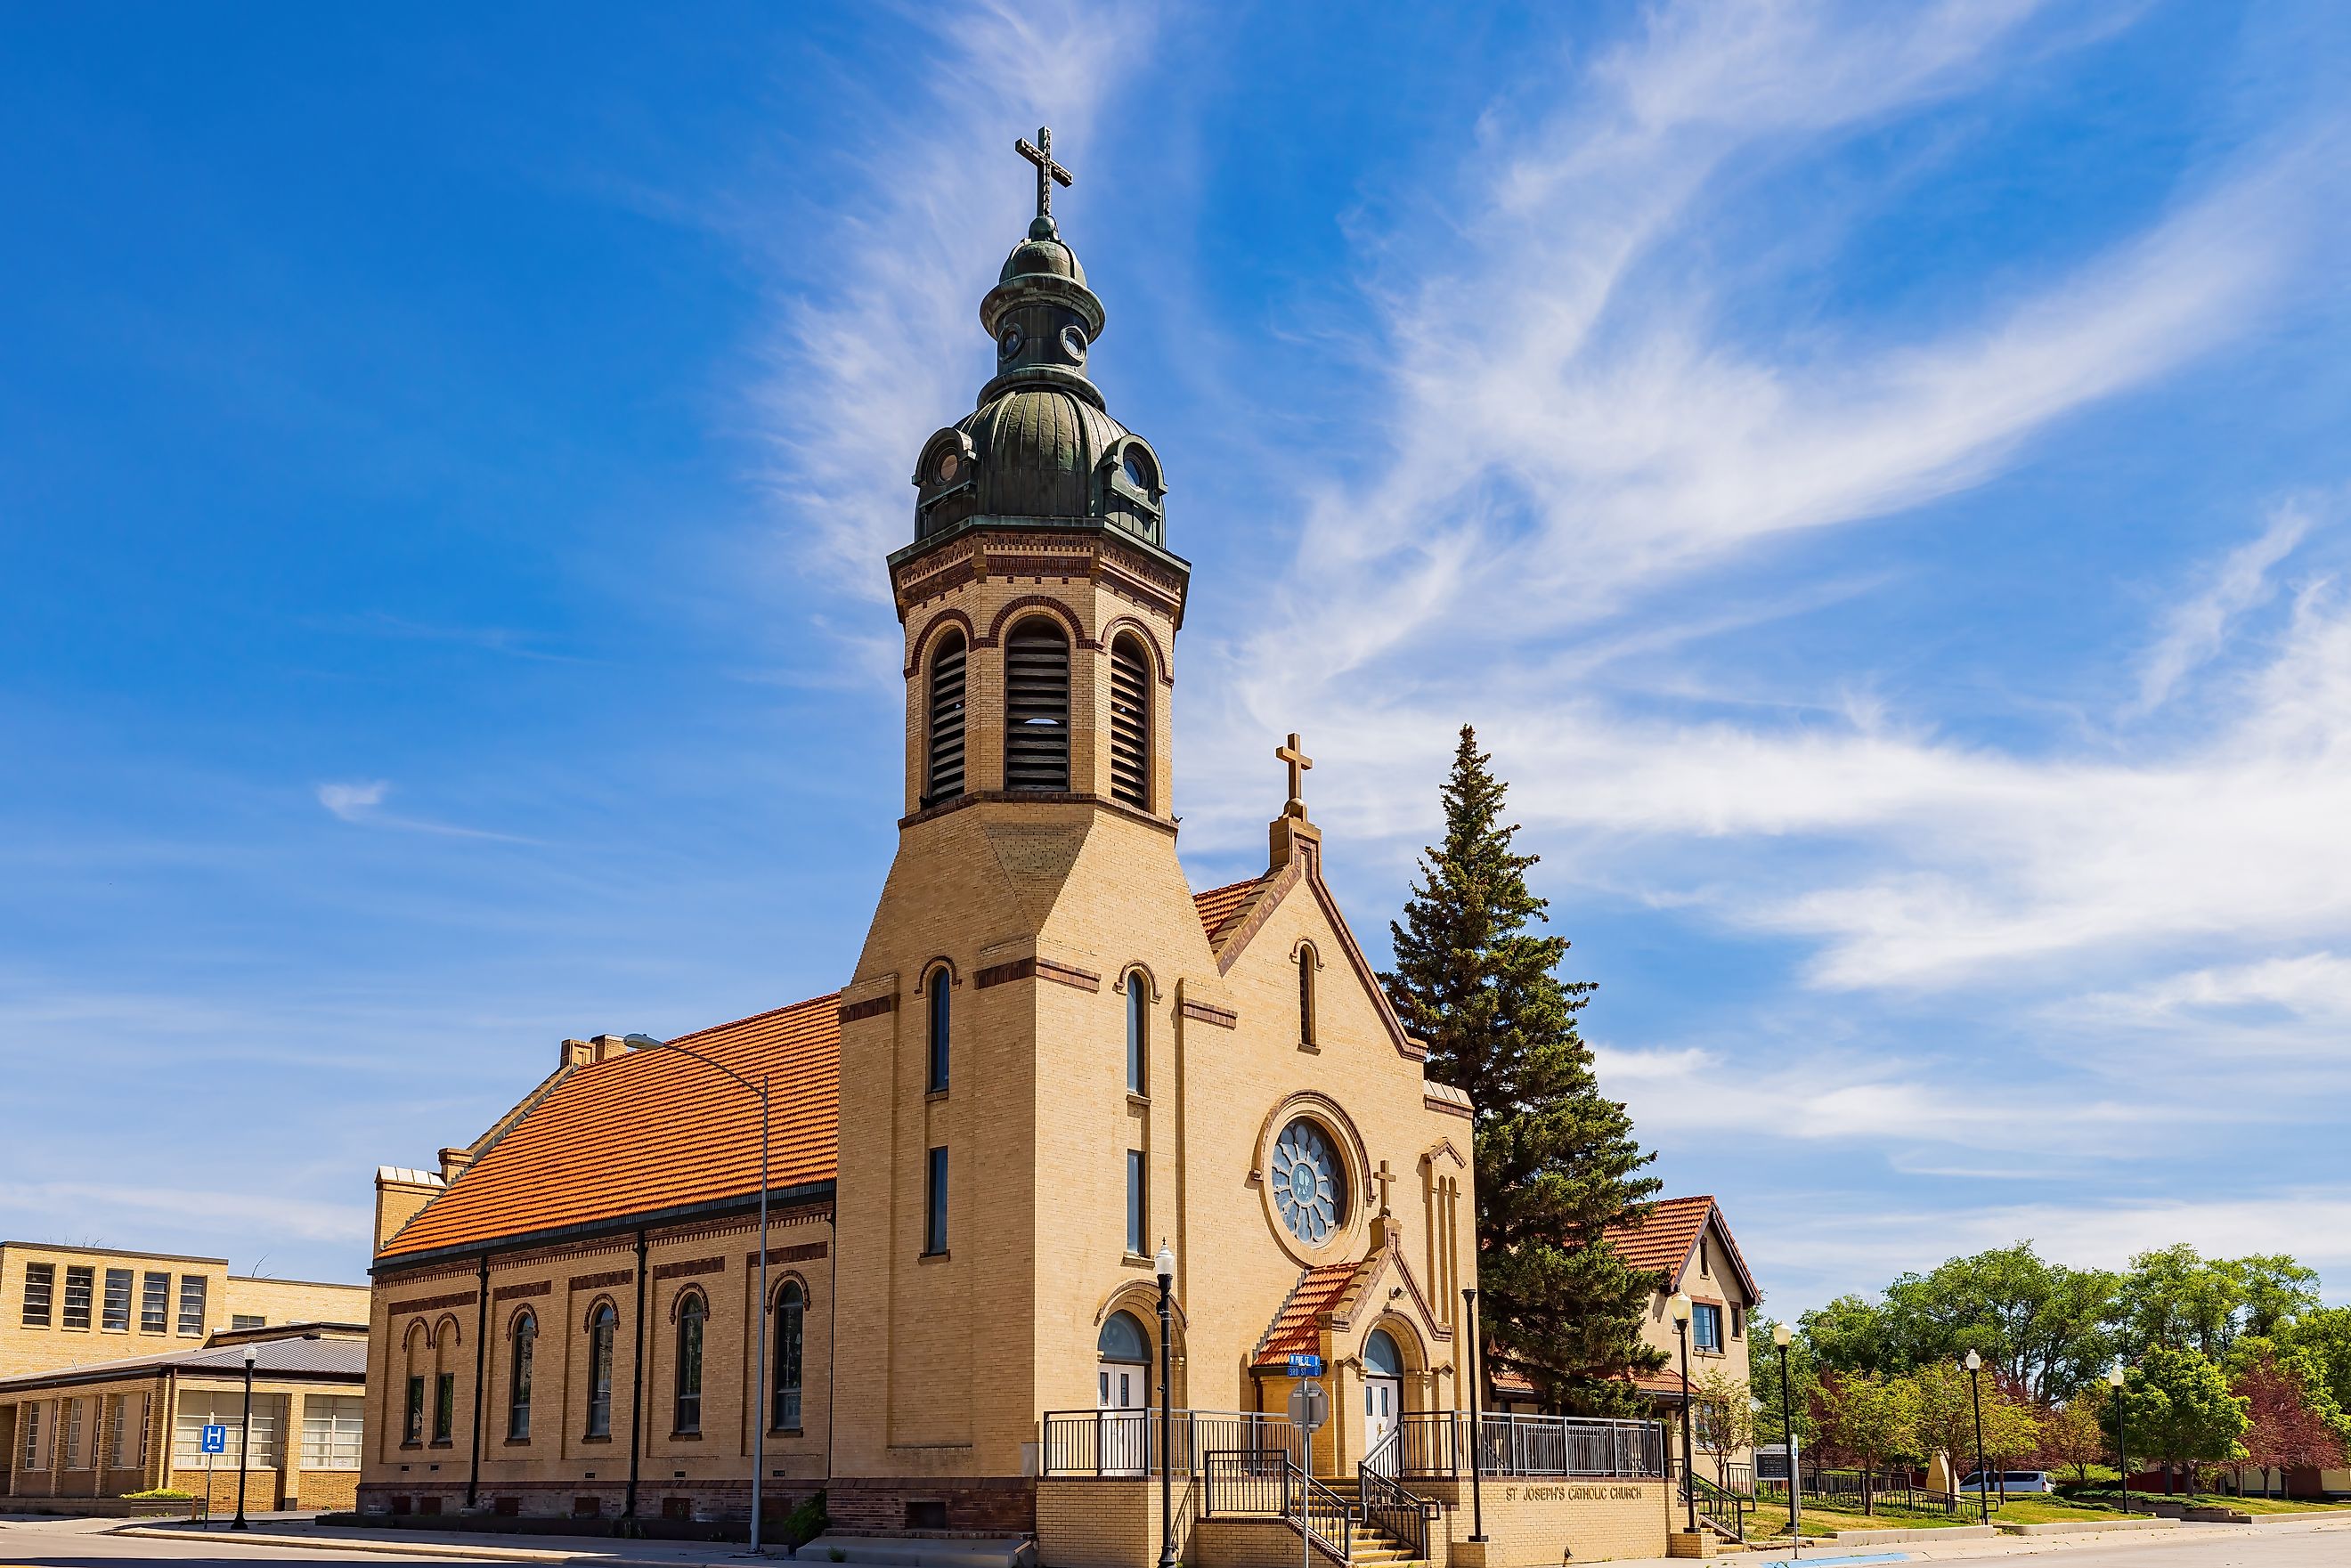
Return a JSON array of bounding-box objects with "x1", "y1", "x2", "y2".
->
[
  {"x1": 1097, "y1": 1361, "x2": 1148, "y2": 1474},
  {"x1": 1364, "y1": 1375, "x2": 1399, "y2": 1454}
]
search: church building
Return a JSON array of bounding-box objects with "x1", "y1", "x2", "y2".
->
[{"x1": 360, "y1": 133, "x2": 1673, "y2": 1566}]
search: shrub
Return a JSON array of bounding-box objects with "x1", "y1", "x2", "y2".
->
[
  {"x1": 123, "y1": 1488, "x2": 194, "y2": 1500},
  {"x1": 780, "y1": 1489, "x2": 830, "y2": 1550}
]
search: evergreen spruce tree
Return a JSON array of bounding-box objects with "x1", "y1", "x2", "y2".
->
[{"x1": 1382, "y1": 725, "x2": 1665, "y2": 1413}]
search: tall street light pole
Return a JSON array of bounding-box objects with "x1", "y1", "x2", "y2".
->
[
  {"x1": 2107, "y1": 1359, "x2": 2128, "y2": 1518},
  {"x1": 1461, "y1": 1288, "x2": 1485, "y2": 1545},
  {"x1": 1964, "y1": 1350, "x2": 1988, "y2": 1525},
  {"x1": 1156, "y1": 1240, "x2": 1178, "y2": 1568},
  {"x1": 1670, "y1": 1292, "x2": 1696, "y2": 1536},
  {"x1": 1773, "y1": 1322, "x2": 1799, "y2": 1554},
  {"x1": 624, "y1": 1033, "x2": 770, "y2": 1556},
  {"x1": 232, "y1": 1343, "x2": 256, "y2": 1530}
]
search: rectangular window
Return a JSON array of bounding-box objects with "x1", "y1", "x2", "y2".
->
[
  {"x1": 140, "y1": 1271, "x2": 170, "y2": 1332},
  {"x1": 63, "y1": 1397, "x2": 85, "y2": 1467},
  {"x1": 1126, "y1": 1150, "x2": 1146, "y2": 1256},
  {"x1": 1692, "y1": 1302, "x2": 1723, "y2": 1353},
  {"x1": 923, "y1": 1146, "x2": 948, "y2": 1255},
  {"x1": 21, "y1": 1262, "x2": 53, "y2": 1327},
  {"x1": 232, "y1": 1314, "x2": 265, "y2": 1330},
  {"x1": 62, "y1": 1265, "x2": 94, "y2": 1329},
  {"x1": 302, "y1": 1394, "x2": 366, "y2": 1469},
  {"x1": 404, "y1": 1376, "x2": 425, "y2": 1444},
  {"x1": 1731, "y1": 1304, "x2": 1744, "y2": 1339},
  {"x1": 433, "y1": 1372, "x2": 455, "y2": 1443},
  {"x1": 176, "y1": 1275, "x2": 207, "y2": 1336},
  {"x1": 109, "y1": 1394, "x2": 134, "y2": 1469},
  {"x1": 174, "y1": 1392, "x2": 281, "y2": 1467},
  {"x1": 19, "y1": 1401, "x2": 39, "y2": 1468},
  {"x1": 102, "y1": 1269, "x2": 133, "y2": 1330}
]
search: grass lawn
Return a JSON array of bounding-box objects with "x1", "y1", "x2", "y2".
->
[{"x1": 1750, "y1": 1491, "x2": 2351, "y2": 1540}]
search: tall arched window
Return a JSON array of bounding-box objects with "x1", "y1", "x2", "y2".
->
[
  {"x1": 772, "y1": 1282, "x2": 805, "y2": 1433},
  {"x1": 673, "y1": 1295, "x2": 704, "y2": 1434},
  {"x1": 584, "y1": 1304, "x2": 617, "y2": 1438},
  {"x1": 506, "y1": 1312, "x2": 535, "y2": 1442},
  {"x1": 1298, "y1": 945, "x2": 1319, "y2": 1048},
  {"x1": 926, "y1": 630, "x2": 967, "y2": 803},
  {"x1": 1108, "y1": 633, "x2": 1151, "y2": 808},
  {"x1": 1125, "y1": 973, "x2": 1147, "y2": 1095},
  {"x1": 926, "y1": 967, "x2": 951, "y2": 1093},
  {"x1": 1004, "y1": 618, "x2": 1070, "y2": 791}
]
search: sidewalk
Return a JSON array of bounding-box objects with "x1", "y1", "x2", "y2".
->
[{"x1": 110, "y1": 1515, "x2": 792, "y2": 1564}]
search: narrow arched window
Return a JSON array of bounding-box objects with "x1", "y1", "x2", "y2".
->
[
  {"x1": 773, "y1": 1282, "x2": 805, "y2": 1432},
  {"x1": 1108, "y1": 634, "x2": 1151, "y2": 808},
  {"x1": 585, "y1": 1304, "x2": 617, "y2": 1438},
  {"x1": 673, "y1": 1295, "x2": 704, "y2": 1434},
  {"x1": 926, "y1": 630, "x2": 967, "y2": 803},
  {"x1": 926, "y1": 968, "x2": 951, "y2": 1093},
  {"x1": 1005, "y1": 618, "x2": 1070, "y2": 791},
  {"x1": 1298, "y1": 946, "x2": 1318, "y2": 1048},
  {"x1": 1125, "y1": 973, "x2": 1147, "y2": 1095},
  {"x1": 506, "y1": 1312, "x2": 535, "y2": 1441}
]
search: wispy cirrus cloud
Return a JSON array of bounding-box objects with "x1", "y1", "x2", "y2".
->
[
  {"x1": 315, "y1": 780, "x2": 535, "y2": 843},
  {"x1": 2131, "y1": 500, "x2": 2313, "y2": 715}
]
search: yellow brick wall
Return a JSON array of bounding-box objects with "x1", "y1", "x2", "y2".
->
[
  {"x1": 1420, "y1": 1477, "x2": 1672, "y2": 1566},
  {"x1": 0, "y1": 1246, "x2": 229, "y2": 1378},
  {"x1": 227, "y1": 1276, "x2": 370, "y2": 1328}
]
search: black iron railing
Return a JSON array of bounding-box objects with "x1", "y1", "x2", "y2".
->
[
  {"x1": 1042, "y1": 1409, "x2": 1301, "y2": 1476},
  {"x1": 1358, "y1": 1429, "x2": 1434, "y2": 1561},
  {"x1": 1680, "y1": 1466, "x2": 1750, "y2": 1542},
  {"x1": 1395, "y1": 1410, "x2": 1664, "y2": 1478},
  {"x1": 1201, "y1": 1449, "x2": 1354, "y2": 1564}
]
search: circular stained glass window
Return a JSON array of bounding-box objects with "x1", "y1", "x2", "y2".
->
[{"x1": 1271, "y1": 1119, "x2": 1346, "y2": 1246}]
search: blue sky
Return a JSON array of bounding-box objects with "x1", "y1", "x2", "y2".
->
[{"x1": 4, "y1": 2, "x2": 2347, "y2": 1311}]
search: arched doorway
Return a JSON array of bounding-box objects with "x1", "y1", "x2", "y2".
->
[
  {"x1": 1095, "y1": 1310, "x2": 1151, "y2": 1474},
  {"x1": 1363, "y1": 1328, "x2": 1403, "y2": 1453}
]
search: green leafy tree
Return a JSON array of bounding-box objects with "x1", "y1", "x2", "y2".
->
[
  {"x1": 2106, "y1": 1345, "x2": 2249, "y2": 1494},
  {"x1": 2038, "y1": 1389, "x2": 2114, "y2": 1489},
  {"x1": 1908, "y1": 1364, "x2": 1978, "y2": 1499},
  {"x1": 1692, "y1": 1367, "x2": 1758, "y2": 1486},
  {"x1": 2229, "y1": 1348, "x2": 2349, "y2": 1499},
  {"x1": 2280, "y1": 1307, "x2": 2351, "y2": 1422},
  {"x1": 1814, "y1": 1371, "x2": 1916, "y2": 1515},
  {"x1": 1382, "y1": 726, "x2": 1664, "y2": 1412},
  {"x1": 2119, "y1": 1247, "x2": 2317, "y2": 1361},
  {"x1": 1979, "y1": 1375, "x2": 2046, "y2": 1493},
  {"x1": 1802, "y1": 1296, "x2": 1896, "y2": 1377},
  {"x1": 1808, "y1": 1245, "x2": 2119, "y2": 1401}
]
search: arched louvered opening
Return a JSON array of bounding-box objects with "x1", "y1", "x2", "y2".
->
[
  {"x1": 926, "y1": 630, "x2": 968, "y2": 803},
  {"x1": 1109, "y1": 634, "x2": 1151, "y2": 809},
  {"x1": 1005, "y1": 618, "x2": 1070, "y2": 791}
]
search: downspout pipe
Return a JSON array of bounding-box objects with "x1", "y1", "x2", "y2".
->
[
  {"x1": 467, "y1": 1254, "x2": 489, "y2": 1507},
  {"x1": 623, "y1": 1230, "x2": 648, "y2": 1519}
]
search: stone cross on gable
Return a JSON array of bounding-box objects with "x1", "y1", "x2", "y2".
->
[
  {"x1": 1372, "y1": 1158, "x2": 1397, "y2": 1217},
  {"x1": 1015, "y1": 126, "x2": 1074, "y2": 221},
  {"x1": 1277, "y1": 733, "x2": 1313, "y2": 816}
]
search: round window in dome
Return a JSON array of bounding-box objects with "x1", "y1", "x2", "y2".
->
[
  {"x1": 998, "y1": 324, "x2": 1025, "y2": 360},
  {"x1": 932, "y1": 449, "x2": 962, "y2": 484},
  {"x1": 1121, "y1": 451, "x2": 1149, "y2": 491},
  {"x1": 1060, "y1": 324, "x2": 1087, "y2": 361},
  {"x1": 1270, "y1": 1118, "x2": 1346, "y2": 1246}
]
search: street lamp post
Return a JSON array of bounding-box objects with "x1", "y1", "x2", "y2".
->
[
  {"x1": 1461, "y1": 1288, "x2": 1486, "y2": 1544},
  {"x1": 1156, "y1": 1240, "x2": 1179, "y2": 1568},
  {"x1": 1670, "y1": 1292, "x2": 1696, "y2": 1535},
  {"x1": 1773, "y1": 1323, "x2": 1799, "y2": 1554},
  {"x1": 2108, "y1": 1359, "x2": 2128, "y2": 1517},
  {"x1": 232, "y1": 1343, "x2": 256, "y2": 1530},
  {"x1": 624, "y1": 1033, "x2": 771, "y2": 1556},
  {"x1": 1964, "y1": 1350, "x2": 1988, "y2": 1525}
]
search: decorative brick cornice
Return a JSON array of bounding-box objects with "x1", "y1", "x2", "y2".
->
[
  {"x1": 899, "y1": 789, "x2": 1175, "y2": 836},
  {"x1": 839, "y1": 995, "x2": 895, "y2": 1025},
  {"x1": 387, "y1": 1288, "x2": 478, "y2": 1317},
  {"x1": 1180, "y1": 999, "x2": 1239, "y2": 1030},
  {"x1": 746, "y1": 1240, "x2": 829, "y2": 1267},
  {"x1": 568, "y1": 1268, "x2": 633, "y2": 1293},
  {"x1": 1037, "y1": 956, "x2": 1102, "y2": 992},
  {"x1": 650, "y1": 1255, "x2": 727, "y2": 1283},
  {"x1": 974, "y1": 958, "x2": 1033, "y2": 990},
  {"x1": 491, "y1": 1280, "x2": 551, "y2": 1304}
]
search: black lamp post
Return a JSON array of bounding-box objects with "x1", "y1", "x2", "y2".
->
[
  {"x1": 1964, "y1": 1350, "x2": 1989, "y2": 1525},
  {"x1": 232, "y1": 1343, "x2": 257, "y2": 1530},
  {"x1": 1461, "y1": 1287, "x2": 1486, "y2": 1544},
  {"x1": 1670, "y1": 1291, "x2": 1696, "y2": 1535},
  {"x1": 2108, "y1": 1358, "x2": 2128, "y2": 1516},
  {"x1": 1156, "y1": 1239, "x2": 1179, "y2": 1568},
  {"x1": 1773, "y1": 1322, "x2": 1799, "y2": 1552}
]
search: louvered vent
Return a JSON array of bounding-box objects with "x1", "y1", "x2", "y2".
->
[
  {"x1": 1004, "y1": 620, "x2": 1070, "y2": 791},
  {"x1": 926, "y1": 633, "x2": 967, "y2": 803},
  {"x1": 1109, "y1": 636, "x2": 1151, "y2": 808}
]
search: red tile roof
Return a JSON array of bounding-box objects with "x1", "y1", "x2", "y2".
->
[
  {"x1": 1192, "y1": 877, "x2": 1263, "y2": 945},
  {"x1": 1252, "y1": 1255, "x2": 1377, "y2": 1368},
  {"x1": 378, "y1": 993, "x2": 842, "y2": 1262},
  {"x1": 1601, "y1": 1195, "x2": 1759, "y2": 1299}
]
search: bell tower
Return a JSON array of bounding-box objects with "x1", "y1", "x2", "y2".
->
[{"x1": 828, "y1": 129, "x2": 1215, "y2": 1525}]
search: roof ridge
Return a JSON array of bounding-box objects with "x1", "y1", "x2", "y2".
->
[{"x1": 663, "y1": 988, "x2": 844, "y2": 1046}]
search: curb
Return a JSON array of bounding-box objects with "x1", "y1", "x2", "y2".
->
[
  {"x1": 110, "y1": 1523, "x2": 602, "y2": 1562},
  {"x1": 1991, "y1": 1518, "x2": 2171, "y2": 1536}
]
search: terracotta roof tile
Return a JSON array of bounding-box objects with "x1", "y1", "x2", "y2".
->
[
  {"x1": 1192, "y1": 877, "x2": 1263, "y2": 945},
  {"x1": 1252, "y1": 1256, "x2": 1374, "y2": 1368},
  {"x1": 1602, "y1": 1195, "x2": 1760, "y2": 1300},
  {"x1": 378, "y1": 993, "x2": 841, "y2": 1262}
]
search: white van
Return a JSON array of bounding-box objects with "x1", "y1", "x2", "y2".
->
[{"x1": 1957, "y1": 1471, "x2": 2051, "y2": 1494}]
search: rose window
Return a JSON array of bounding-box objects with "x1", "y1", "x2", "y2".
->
[{"x1": 1271, "y1": 1119, "x2": 1346, "y2": 1246}]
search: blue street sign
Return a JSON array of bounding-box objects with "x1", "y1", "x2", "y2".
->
[
  {"x1": 200, "y1": 1424, "x2": 228, "y2": 1454},
  {"x1": 1286, "y1": 1353, "x2": 1322, "y2": 1377}
]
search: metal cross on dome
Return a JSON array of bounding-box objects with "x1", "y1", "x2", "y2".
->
[{"x1": 1016, "y1": 126, "x2": 1073, "y2": 220}]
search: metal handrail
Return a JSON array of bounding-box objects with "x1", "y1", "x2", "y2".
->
[
  {"x1": 1395, "y1": 1410, "x2": 1665, "y2": 1478},
  {"x1": 1293, "y1": 1462, "x2": 1356, "y2": 1563},
  {"x1": 1042, "y1": 1408, "x2": 1301, "y2": 1476},
  {"x1": 1358, "y1": 1428, "x2": 1433, "y2": 1561},
  {"x1": 1682, "y1": 1466, "x2": 1750, "y2": 1542},
  {"x1": 1200, "y1": 1450, "x2": 1354, "y2": 1564}
]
